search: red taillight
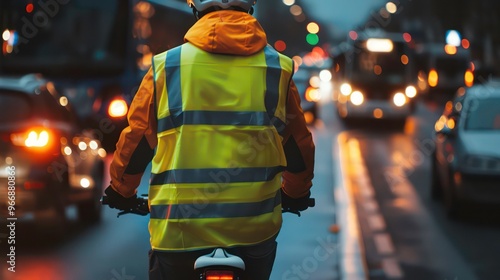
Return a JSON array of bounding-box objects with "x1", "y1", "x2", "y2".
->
[
  {"x1": 24, "y1": 181, "x2": 46, "y2": 190},
  {"x1": 10, "y1": 128, "x2": 52, "y2": 149},
  {"x1": 205, "y1": 270, "x2": 234, "y2": 280}
]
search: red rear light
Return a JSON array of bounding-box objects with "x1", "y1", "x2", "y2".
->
[
  {"x1": 205, "y1": 270, "x2": 234, "y2": 280},
  {"x1": 24, "y1": 181, "x2": 46, "y2": 190},
  {"x1": 10, "y1": 128, "x2": 53, "y2": 150}
]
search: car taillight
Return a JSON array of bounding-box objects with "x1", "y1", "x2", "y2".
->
[
  {"x1": 24, "y1": 181, "x2": 46, "y2": 190},
  {"x1": 205, "y1": 270, "x2": 234, "y2": 280},
  {"x1": 108, "y1": 98, "x2": 128, "y2": 118},
  {"x1": 428, "y1": 69, "x2": 438, "y2": 87},
  {"x1": 10, "y1": 129, "x2": 52, "y2": 149},
  {"x1": 464, "y1": 69, "x2": 474, "y2": 87}
]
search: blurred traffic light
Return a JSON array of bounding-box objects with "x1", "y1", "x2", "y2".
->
[
  {"x1": 306, "y1": 22, "x2": 320, "y2": 46},
  {"x1": 306, "y1": 33, "x2": 319, "y2": 46}
]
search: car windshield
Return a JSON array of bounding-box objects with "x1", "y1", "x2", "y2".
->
[
  {"x1": 465, "y1": 97, "x2": 500, "y2": 131},
  {"x1": 0, "y1": 0, "x2": 128, "y2": 77},
  {"x1": 0, "y1": 91, "x2": 32, "y2": 122},
  {"x1": 349, "y1": 41, "x2": 413, "y2": 85}
]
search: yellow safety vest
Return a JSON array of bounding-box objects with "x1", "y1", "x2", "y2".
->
[{"x1": 150, "y1": 43, "x2": 293, "y2": 251}]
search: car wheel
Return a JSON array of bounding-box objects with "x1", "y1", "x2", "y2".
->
[{"x1": 430, "y1": 152, "x2": 442, "y2": 200}]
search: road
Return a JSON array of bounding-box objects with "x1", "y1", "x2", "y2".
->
[{"x1": 2, "y1": 98, "x2": 500, "y2": 280}]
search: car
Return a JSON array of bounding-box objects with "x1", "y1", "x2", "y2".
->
[
  {"x1": 415, "y1": 43, "x2": 474, "y2": 99},
  {"x1": 0, "y1": 74, "x2": 106, "y2": 224},
  {"x1": 293, "y1": 55, "x2": 332, "y2": 124},
  {"x1": 431, "y1": 81, "x2": 500, "y2": 217}
]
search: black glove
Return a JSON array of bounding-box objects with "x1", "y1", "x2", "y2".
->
[
  {"x1": 280, "y1": 189, "x2": 312, "y2": 212},
  {"x1": 104, "y1": 186, "x2": 138, "y2": 211}
]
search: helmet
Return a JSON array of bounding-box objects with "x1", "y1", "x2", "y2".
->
[{"x1": 187, "y1": 0, "x2": 256, "y2": 13}]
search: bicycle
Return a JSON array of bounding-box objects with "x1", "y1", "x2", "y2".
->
[{"x1": 101, "y1": 194, "x2": 315, "y2": 280}]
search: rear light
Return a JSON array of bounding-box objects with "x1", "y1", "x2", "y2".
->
[
  {"x1": 444, "y1": 44, "x2": 457, "y2": 55},
  {"x1": 108, "y1": 98, "x2": 128, "y2": 118},
  {"x1": 464, "y1": 69, "x2": 474, "y2": 87},
  {"x1": 428, "y1": 69, "x2": 438, "y2": 87},
  {"x1": 10, "y1": 128, "x2": 52, "y2": 149},
  {"x1": 24, "y1": 181, "x2": 46, "y2": 190},
  {"x1": 205, "y1": 270, "x2": 234, "y2": 280}
]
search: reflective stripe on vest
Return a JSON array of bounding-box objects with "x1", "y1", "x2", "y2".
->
[{"x1": 150, "y1": 43, "x2": 292, "y2": 251}]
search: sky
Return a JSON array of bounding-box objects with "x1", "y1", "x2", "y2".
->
[
  {"x1": 148, "y1": 0, "x2": 388, "y2": 39},
  {"x1": 300, "y1": 0, "x2": 388, "y2": 38}
]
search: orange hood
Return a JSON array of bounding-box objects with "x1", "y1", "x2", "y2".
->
[{"x1": 184, "y1": 10, "x2": 268, "y2": 56}]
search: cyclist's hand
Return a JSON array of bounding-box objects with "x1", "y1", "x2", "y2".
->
[
  {"x1": 281, "y1": 189, "x2": 311, "y2": 212},
  {"x1": 104, "y1": 186, "x2": 138, "y2": 211}
]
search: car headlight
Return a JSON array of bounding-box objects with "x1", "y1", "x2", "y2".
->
[
  {"x1": 350, "y1": 91, "x2": 364, "y2": 106},
  {"x1": 464, "y1": 155, "x2": 500, "y2": 172},
  {"x1": 340, "y1": 83, "x2": 352, "y2": 96},
  {"x1": 405, "y1": 85, "x2": 417, "y2": 98},
  {"x1": 305, "y1": 87, "x2": 321, "y2": 102},
  {"x1": 108, "y1": 98, "x2": 128, "y2": 118},
  {"x1": 393, "y1": 92, "x2": 407, "y2": 107},
  {"x1": 309, "y1": 76, "x2": 321, "y2": 88},
  {"x1": 319, "y1": 70, "x2": 332, "y2": 82}
]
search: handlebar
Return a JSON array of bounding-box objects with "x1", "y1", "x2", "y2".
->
[
  {"x1": 101, "y1": 196, "x2": 315, "y2": 218},
  {"x1": 101, "y1": 196, "x2": 149, "y2": 217},
  {"x1": 282, "y1": 198, "x2": 315, "y2": 217}
]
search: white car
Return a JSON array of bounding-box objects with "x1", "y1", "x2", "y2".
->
[{"x1": 431, "y1": 81, "x2": 500, "y2": 217}]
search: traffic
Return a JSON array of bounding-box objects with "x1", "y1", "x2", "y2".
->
[{"x1": 1, "y1": 0, "x2": 500, "y2": 279}]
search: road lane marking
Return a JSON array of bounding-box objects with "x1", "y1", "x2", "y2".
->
[
  {"x1": 363, "y1": 200, "x2": 379, "y2": 213},
  {"x1": 368, "y1": 213, "x2": 386, "y2": 232},
  {"x1": 336, "y1": 133, "x2": 367, "y2": 280},
  {"x1": 374, "y1": 233, "x2": 395, "y2": 255},
  {"x1": 337, "y1": 133, "x2": 403, "y2": 279},
  {"x1": 381, "y1": 258, "x2": 404, "y2": 278}
]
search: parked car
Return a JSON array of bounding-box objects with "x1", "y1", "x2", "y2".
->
[
  {"x1": 431, "y1": 81, "x2": 500, "y2": 217},
  {"x1": 0, "y1": 74, "x2": 106, "y2": 224}
]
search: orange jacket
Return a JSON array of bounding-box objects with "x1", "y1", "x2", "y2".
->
[{"x1": 110, "y1": 10, "x2": 315, "y2": 199}]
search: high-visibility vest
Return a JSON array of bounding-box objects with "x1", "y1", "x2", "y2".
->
[{"x1": 150, "y1": 43, "x2": 293, "y2": 251}]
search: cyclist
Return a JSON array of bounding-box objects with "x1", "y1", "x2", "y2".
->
[{"x1": 104, "y1": 0, "x2": 315, "y2": 279}]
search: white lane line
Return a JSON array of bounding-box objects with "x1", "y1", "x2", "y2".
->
[
  {"x1": 368, "y1": 213, "x2": 386, "y2": 232},
  {"x1": 373, "y1": 233, "x2": 396, "y2": 255},
  {"x1": 381, "y1": 258, "x2": 404, "y2": 279},
  {"x1": 338, "y1": 135, "x2": 404, "y2": 279},
  {"x1": 363, "y1": 200, "x2": 379, "y2": 213},
  {"x1": 336, "y1": 133, "x2": 367, "y2": 280}
]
